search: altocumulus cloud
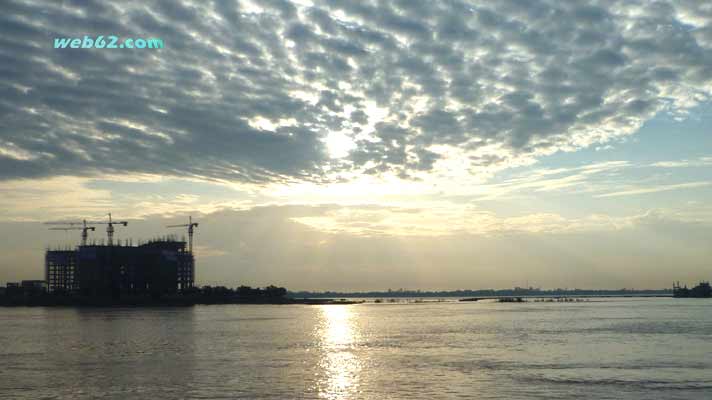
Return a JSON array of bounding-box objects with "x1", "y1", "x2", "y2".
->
[{"x1": 0, "y1": 0, "x2": 711, "y2": 183}]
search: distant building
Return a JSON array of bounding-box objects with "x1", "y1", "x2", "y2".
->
[
  {"x1": 673, "y1": 281, "x2": 712, "y2": 298},
  {"x1": 45, "y1": 237, "x2": 194, "y2": 297},
  {"x1": 21, "y1": 280, "x2": 46, "y2": 289},
  {"x1": 5, "y1": 282, "x2": 22, "y2": 296},
  {"x1": 20, "y1": 280, "x2": 47, "y2": 295}
]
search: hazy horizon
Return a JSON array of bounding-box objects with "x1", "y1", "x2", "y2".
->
[{"x1": 1, "y1": 0, "x2": 711, "y2": 290}]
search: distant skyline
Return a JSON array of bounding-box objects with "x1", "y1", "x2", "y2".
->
[{"x1": 1, "y1": 0, "x2": 711, "y2": 290}]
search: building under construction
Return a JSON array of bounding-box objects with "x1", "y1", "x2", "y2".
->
[
  {"x1": 45, "y1": 215, "x2": 198, "y2": 298},
  {"x1": 46, "y1": 237, "x2": 195, "y2": 297}
]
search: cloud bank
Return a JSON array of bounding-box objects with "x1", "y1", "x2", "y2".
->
[
  {"x1": 1, "y1": 0, "x2": 711, "y2": 184},
  {"x1": 3, "y1": 205, "x2": 711, "y2": 289}
]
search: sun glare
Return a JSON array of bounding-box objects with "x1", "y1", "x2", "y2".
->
[{"x1": 316, "y1": 305, "x2": 362, "y2": 399}]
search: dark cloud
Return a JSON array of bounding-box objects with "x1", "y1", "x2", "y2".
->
[{"x1": 0, "y1": 0, "x2": 710, "y2": 182}]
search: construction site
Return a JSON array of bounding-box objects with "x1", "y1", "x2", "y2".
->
[
  {"x1": 1, "y1": 215, "x2": 325, "y2": 306},
  {"x1": 44, "y1": 214, "x2": 198, "y2": 299}
]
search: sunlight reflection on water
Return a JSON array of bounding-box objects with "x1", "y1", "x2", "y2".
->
[
  {"x1": 316, "y1": 305, "x2": 362, "y2": 399},
  {"x1": 2, "y1": 300, "x2": 712, "y2": 399}
]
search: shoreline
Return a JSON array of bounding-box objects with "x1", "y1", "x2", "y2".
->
[
  {"x1": 0, "y1": 297, "x2": 364, "y2": 307},
  {"x1": 0, "y1": 294, "x2": 692, "y2": 308}
]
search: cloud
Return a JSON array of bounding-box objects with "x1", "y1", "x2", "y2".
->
[
  {"x1": 292, "y1": 206, "x2": 620, "y2": 236},
  {"x1": 0, "y1": 176, "x2": 113, "y2": 221},
  {"x1": 0, "y1": 174, "x2": 257, "y2": 221},
  {"x1": 0, "y1": 0, "x2": 711, "y2": 185},
  {"x1": 292, "y1": 200, "x2": 712, "y2": 237},
  {"x1": 595, "y1": 181, "x2": 712, "y2": 198},
  {"x1": 472, "y1": 161, "x2": 632, "y2": 200},
  {"x1": 650, "y1": 157, "x2": 712, "y2": 168},
  {"x1": 3, "y1": 204, "x2": 711, "y2": 289}
]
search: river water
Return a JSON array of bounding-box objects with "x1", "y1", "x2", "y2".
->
[{"x1": 1, "y1": 298, "x2": 710, "y2": 399}]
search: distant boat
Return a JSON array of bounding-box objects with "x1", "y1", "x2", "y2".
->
[{"x1": 672, "y1": 281, "x2": 712, "y2": 298}]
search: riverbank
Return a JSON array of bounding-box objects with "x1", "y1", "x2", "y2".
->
[{"x1": 0, "y1": 295, "x2": 364, "y2": 307}]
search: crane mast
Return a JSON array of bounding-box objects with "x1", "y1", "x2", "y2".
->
[
  {"x1": 167, "y1": 216, "x2": 199, "y2": 253},
  {"x1": 84, "y1": 213, "x2": 128, "y2": 246}
]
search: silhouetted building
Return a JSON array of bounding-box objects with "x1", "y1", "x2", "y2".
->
[
  {"x1": 673, "y1": 281, "x2": 712, "y2": 298},
  {"x1": 21, "y1": 280, "x2": 46, "y2": 289},
  {"x1": 5, "y1": 282, "x2": 22, "y2": 297},
  {"x1": 19, "y1": 280, "x2": 46, "y2": 296},
  {"x1": 45, "y1": 237, "x2": 194, "y2": 297},
  {"x1": 46, "y1": 250, "x2": 77, "y2": 292}
]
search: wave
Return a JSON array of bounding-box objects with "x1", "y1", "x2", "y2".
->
[{"x1": 517, "y1": 375, "x2": 712, "y2": 390}]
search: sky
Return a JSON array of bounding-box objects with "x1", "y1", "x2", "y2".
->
[{"x1": 0, "y1": 0, "x2": 711, "y2": 290}]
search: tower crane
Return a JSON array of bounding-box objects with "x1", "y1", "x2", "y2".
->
[
  {"x1": 85, "y1": 213, "x2": 127, "y2": 246},
  {"x1": 48, "y1": 214, "x2": 128, "y2": 246},
  {"x1": 167, "y1": 216, "x2": 199, "y2": 253},
  {"x1": 46, "y1": 219, "x2": 96, "y2": 246}
]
